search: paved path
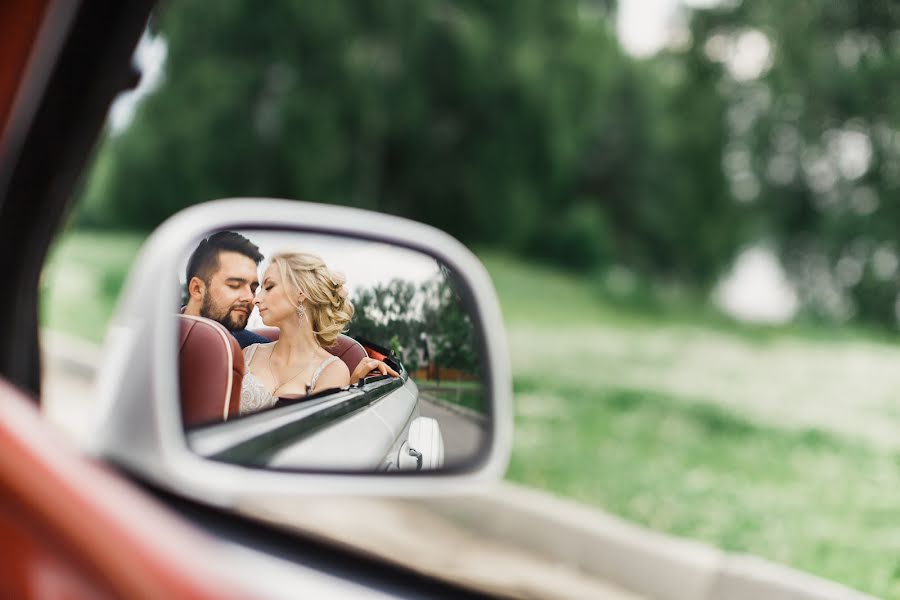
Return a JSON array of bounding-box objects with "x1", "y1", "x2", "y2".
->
[
  {"x1": 42, "y1": 355, "x2": 96, "y2": 442},
  {"x1": 418, "y1": 392, "x2": 485, "y2": 467}
]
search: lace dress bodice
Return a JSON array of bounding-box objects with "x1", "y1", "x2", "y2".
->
[
  {"x1": 240, "y1": 343, "x2": 339, "y2": 416},
  {"x1": 239, "y1": 368, "x2": 275, "y2": 416}
]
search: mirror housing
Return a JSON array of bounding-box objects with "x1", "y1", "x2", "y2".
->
[{"x1": 90, "y1": 199, "x2": 512, "y2": 506}]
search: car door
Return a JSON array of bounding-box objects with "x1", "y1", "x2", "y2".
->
[{"x1": 0, "y1": 4, "x2": 241, "y2": 597}]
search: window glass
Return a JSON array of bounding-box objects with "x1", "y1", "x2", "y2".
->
[{"x1": 41, "y1": 2, "x2": 900, "y2": 597}]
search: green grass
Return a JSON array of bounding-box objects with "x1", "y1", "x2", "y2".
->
[
  {"x1": 507, "y1": 378, "x2": 900, "y2": 598},
  {"x1": 41, "y1": 232, "x2": 900, "y2": 597},
  {"x1": 477, "y1": 250, "x2": 900, "y2": 598},
  {"x1": 479, "y1": 249, "x2": 900, "y2": 346},
  {"x1": 40, "y1": 230, "x2": 147, "y2": 343},
  {"x1": 415, "y1": 379, "x2": 485, "y2": 413}
]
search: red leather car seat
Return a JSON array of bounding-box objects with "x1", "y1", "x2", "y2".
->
[
  {"x1": 252, "y1": 327, "x2": 368, "y2": 374},
  {"x1": 178, "y1": 315, "x2": 244, "y2": 427}
]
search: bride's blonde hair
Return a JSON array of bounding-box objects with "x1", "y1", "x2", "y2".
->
[{"x1": 270, "y1": 251, "x2": 354, "y2": 347}]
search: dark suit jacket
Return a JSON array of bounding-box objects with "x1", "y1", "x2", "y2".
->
[
  {"x1": 231, "y1": 328, "x2": 270, "y2": 349},
  {"x1": 180, "y1": 306, "x2": 268, "y2": 349}
]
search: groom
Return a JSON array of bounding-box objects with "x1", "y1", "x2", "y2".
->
[{"x1": 182, "y1": 231, "x2": 270, "y2": 349}]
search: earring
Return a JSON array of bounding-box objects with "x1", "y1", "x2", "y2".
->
[{"x1": 297, "y1": 303, "x2": 306, "y2": 321}]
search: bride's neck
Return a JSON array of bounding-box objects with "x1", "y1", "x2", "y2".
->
[{"x1": 274, "y1": 318, "x2": 319, "y2": 361}]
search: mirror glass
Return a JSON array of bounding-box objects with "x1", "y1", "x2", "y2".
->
[{"x1": 176, "y1": 228, "x2": 488, "y2": 473}]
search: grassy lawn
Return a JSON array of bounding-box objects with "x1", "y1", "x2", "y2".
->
[
  {"x1": 41, "y1": 230, "x2": 147, "y2": 343},
  {"x1": 40, "y1": 232, "x2": 900, "y2": 597},
  {"x1": 414, "y1": 379, "x2": 484, "y2": 413},
  {"x1": 480, "y1": 251, "x2": 900, "y2": 598},
  {"x1": 508, "y1": 378, "x2": 900, "y2": 598}
]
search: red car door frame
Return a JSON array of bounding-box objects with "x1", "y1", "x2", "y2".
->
[{"x1": 0, "y1": 2, "x2": 244, "y2": 597}]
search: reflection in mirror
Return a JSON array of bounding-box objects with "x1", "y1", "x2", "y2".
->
[{"x1": 176, "y1": 228, "x2": 488, "y2": 473}]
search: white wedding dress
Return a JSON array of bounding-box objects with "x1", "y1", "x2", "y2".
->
[{"x1": 240, "y1": 343, "x2": 339, "y2": 416}]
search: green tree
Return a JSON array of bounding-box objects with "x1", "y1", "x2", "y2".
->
[
  {"x1": 349, "y1": 268, "x2": 479, "y2": 374},
  {"x1": 347, "y1": 278, "x2": 421, "y2": 368},
  {"x1": 79, "y1": 0, "x2": 624, "y2": 254},
  {"x1": 420, "y1": 266, "x2": 479, "y2": 374},
  {"x1": 687, "y1": 1, "x2": 900, "y2": 324}
]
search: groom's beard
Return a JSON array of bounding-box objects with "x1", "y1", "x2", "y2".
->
[{"x1": 200, "y1": 291, "x2": 250, "y2": 331}]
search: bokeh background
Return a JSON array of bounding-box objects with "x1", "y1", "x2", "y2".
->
[{"x1": 41, "y1": 1, "x2": 900, "y2": 596}]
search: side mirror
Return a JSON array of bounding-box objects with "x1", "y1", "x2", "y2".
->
[{"x1": 90, "y1": 199, "x2": 512, "y2": 506}]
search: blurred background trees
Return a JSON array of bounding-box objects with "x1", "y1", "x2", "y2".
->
[
  {"x1": 348, "y1": 268, "x2": 480, "y2": 374},
  {"x1": 77, "y1": 0, "x2": 900, "y2": 328},
  {"x1": 690, "y1": 1, "x2": 900, "y2": 324}
]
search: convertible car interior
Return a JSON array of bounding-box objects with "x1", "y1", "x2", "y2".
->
[
  {"x1": 251, "y1": 325, "x2": 370, "y2": 374},
  {"x1": 178, "y1": 314, "x2": 244, "y2": 427},
  {"x1": 177, "y1": 314, "x2": 383, "y2": 428}
]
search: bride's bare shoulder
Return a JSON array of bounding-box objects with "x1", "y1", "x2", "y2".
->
[{"x1": 242, "y1": 341, "x2": 275, "y2": 362}]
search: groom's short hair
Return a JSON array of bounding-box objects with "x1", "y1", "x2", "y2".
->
[{"x1": 186, "y1": 231, "x2": 264, "y2": 284}]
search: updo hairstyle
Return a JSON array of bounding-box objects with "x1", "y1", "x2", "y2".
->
[{"x1": 270, "y1": 251, "x2": 354, "y2": 347}]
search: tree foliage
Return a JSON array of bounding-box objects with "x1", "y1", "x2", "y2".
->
[
  {"x1": 348, "y1": 269, "x2": 479, "y2": 374},
  {"x1": 686, "y1": 1, "x2": 900, "y2": 324},
  {"x1": 79, "y1": 0, "x2": 742, "y2": 284},
  {"x1": 78, "y1": 0, "x2": 900, "y2": 325}
]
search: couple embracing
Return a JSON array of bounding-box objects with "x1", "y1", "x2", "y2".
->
[{"x1": 182, "y1": 232, "x2": 396, "y2": 416}]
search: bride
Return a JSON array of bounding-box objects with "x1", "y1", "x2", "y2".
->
[{"x1": 239, "y1": 251, "x2": 361, "y2": 415}]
